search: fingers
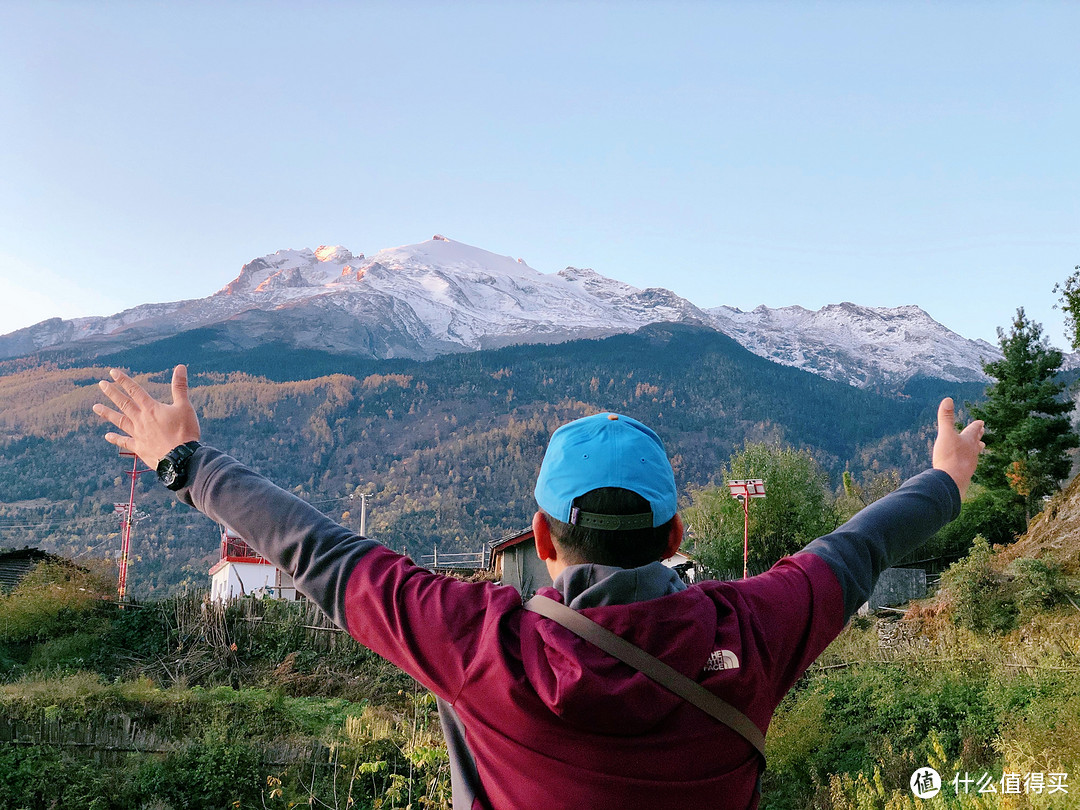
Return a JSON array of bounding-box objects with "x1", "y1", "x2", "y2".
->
[
  {"x1": 103, "y1": 432, "x2": 134, "y2": 452},
  {"x1": 171, "y1": 364, "x2": 190, "y2": 406},
  {"x1": 937, "y1": 397, "x2": 956, "y2": 435},
  {"x1": 92, "y1": 403, "x2": 129, "y2": 433},
  {"x1": 108, "y1": 368, "x2": 156, "y2": 408},
  {"x1": 98, "y1": 379, "x2": 137, "y2": 416},
  {"x1": 960, "y1": 419, "x2": 986, "y2": 449}
]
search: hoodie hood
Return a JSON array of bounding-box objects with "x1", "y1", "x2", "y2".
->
[
  {"x1": 554, "y1": 561, "x2": 686, "y2": 608},
  {"x1": 521, "y1": 561, "x2": 727, "y2": 734}
]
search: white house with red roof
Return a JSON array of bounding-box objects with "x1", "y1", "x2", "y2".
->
[{"x1": 209, "y1": 526, "x2": 300, "y2": 602}]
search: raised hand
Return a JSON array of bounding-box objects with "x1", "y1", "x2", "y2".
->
[
  {"x1": 931, "y1": 397, "x2": 984, "y2": 499},
  {"x1": 92, "y1": 365, "x2": 201, "y2": 469}
]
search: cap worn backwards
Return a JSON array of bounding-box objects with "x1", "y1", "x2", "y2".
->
[{"x1": 534, "y1": 412, "x2": 678, "y2": 528}]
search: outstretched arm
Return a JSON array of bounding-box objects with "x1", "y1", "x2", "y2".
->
[
  {"x1": 801, "y1": 397, "x2": 984, "y2": 621},
  {"x1": 92, "y1": 365, "x2": 512, "y2": 702},
  {"x1": 92, "y1": 365, "x2": 374, "y2": 629}
]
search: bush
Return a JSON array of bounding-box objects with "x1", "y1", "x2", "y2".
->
[
  {"x1": 0, "y1": 560, "x2": 113, "y2": 644},
  {"x1": 922, "y1": 488, "x2": 1025, "y2": 560},
  {"x1": 1009, "y1": 558, "x2": 1076, "y2": 623},
  {"x1": 940, "y1": 536, "x2": 1020, "y2": 634},
  {"x1": 27, "y1": 631, "x2": 103, "y2": 673},
  {"x1": 764, "y1": 663, "x2": 996, "y2": 808},
  {"x1": 940, "y1": 537, "x2": 1080, "y2": 635}
]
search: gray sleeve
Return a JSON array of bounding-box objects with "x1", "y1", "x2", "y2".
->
[
  {"x1": 802, "y1": 468, "x2": 961, "y2": 622},
  {"x1": 176, "y1": 446, "x2": 378, "y2": 630}
]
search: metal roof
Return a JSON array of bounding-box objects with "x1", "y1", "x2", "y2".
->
[
  {"x1": 0, "y1": 548, "x2": 59, "y2": 592},
  {"x1": 488, "y1": 527, "x2": 533, "y2": 552}
]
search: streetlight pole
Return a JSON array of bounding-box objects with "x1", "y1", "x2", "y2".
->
[
  {"x1": 116, "y1": 450, "x2": 153, "y2": 602},
  {"x1": 726, "y1": 479, "x2": 766, "y2": 579}
]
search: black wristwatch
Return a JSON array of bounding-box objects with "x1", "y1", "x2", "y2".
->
[{"x1": 157, "y1": 441, "x2": 201, "y2": 491}]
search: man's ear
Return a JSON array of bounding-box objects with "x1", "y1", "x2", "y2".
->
[
  {"x1": 662, "y1": 513, "x2": 684, "y2": 560},
  {"x1": 532, "y1": 510, "x2": 557, "y2": 562}
]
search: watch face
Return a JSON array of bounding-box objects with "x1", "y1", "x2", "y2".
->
[
  {"x1": 157, "y1": 442, "x2": 198, "y2": 490},
  {"x1": 158, "y1": 458, "x2": 178, "y2": 487}
]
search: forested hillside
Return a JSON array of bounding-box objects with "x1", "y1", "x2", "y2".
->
[{"x1": 0, "y1": 322, "x2": 984, "y2": 596}]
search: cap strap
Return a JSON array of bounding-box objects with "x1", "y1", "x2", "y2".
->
[{"x1": 569, "y1": 508, "x2": 653, "y2": 531}]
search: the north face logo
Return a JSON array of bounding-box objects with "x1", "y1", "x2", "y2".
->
[{"x1": 703, "y1": 649, "x2": 740, "y2": 672}]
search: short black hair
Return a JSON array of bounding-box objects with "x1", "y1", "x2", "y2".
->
[{"x1": 544, "y1": 487, "x2": 676, "y2": 569}]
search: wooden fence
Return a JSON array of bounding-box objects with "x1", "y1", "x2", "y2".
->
[{"x1": 0, "y1": 711, "x2": 332, "y2": 766}]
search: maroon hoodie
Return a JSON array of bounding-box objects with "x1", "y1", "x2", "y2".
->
[{"x1": 180, "y1": 448, "x2": 960, "y2": 810}]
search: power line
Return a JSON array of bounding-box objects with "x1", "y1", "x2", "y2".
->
[{"x1": 0, "y1": 492, "x2": 354, "y2": 530}]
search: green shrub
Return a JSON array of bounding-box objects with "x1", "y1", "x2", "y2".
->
[
  {"x1": 0, "y1": 561, "x2": 112, "y2": 644},
  {"x1": 1008, "y1": 557, "x2": 1076, "y2": 622},
  {"x1": 940, "y1": 536, "x2": 1080, "y2": 635},
  {"x1": 764, "y1": 662, "x2": 997, "y2": 808},
  {"x1": 27, "y1": 631, "x2": 103, "y2": 673},
  {"x1": 940, "y1": 536, "x2": 1019, "y2": 634},
  {"x1": 93, "y1": 600, "x2": 171, "y2": 672},
  {"x1": 922, "y1": 488, "x2": 1025, "y2": 559}
]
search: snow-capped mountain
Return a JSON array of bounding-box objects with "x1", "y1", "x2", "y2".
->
[
  {"x1": 707, "y1": 303, "x2": 1002, "y2": 387},
  {"x1": 0, "y1": 235, "x2": 1010, "y2": 388}
]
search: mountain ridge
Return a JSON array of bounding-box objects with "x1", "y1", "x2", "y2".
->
[{"x1": 0, "y1": 235, "x2": 1020, "y2": 388}]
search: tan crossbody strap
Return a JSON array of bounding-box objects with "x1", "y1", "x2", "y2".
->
[{"x1": 523, "y1": 594, "x2": 767, "y2": 760}]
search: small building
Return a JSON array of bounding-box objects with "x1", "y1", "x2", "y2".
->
[
  {"x1": 488, "y1": 529, "x2": 699, "y2": 598},
  {"x1": 0, "y1": 547, "x2": 62, "y2": 593},
  {"x1": 857, "y1": 567, "x2": 927, "y2": 614},
  {"x1": 660, "y1": 549, "x2": 700, "y2": 584},
  {"x1": 489, "y1": 528, "x2": 545, "y2": 598},
  {"x1": 209, "y1": 526, "x2": 300, "y2": 602}
]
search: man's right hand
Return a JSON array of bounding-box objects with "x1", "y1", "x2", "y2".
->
[
  {"x1": 932, "y1": 397, "x2": 984, "y2": 499},
  {"x1": 93, "y1": 364, "x2": 201, "y2": 470}
]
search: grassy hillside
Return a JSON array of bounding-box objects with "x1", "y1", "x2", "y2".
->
[
  {"x1": 763, "y1": 482, "x2": 1080, "y2": 810},
  {"x1": 0, "y1": 562, "x2": 436, "y2": 810},
  {"x1": 1, "y1": 530, "x2": 1078, "y2": 810}
]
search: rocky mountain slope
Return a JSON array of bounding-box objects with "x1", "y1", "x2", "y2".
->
[
  {"x1": 709, "y1": 303, "x2": 1001, "y2": 387},
  {"x1": 998, "y1": 473, "x2": 1080, "y2": 575}
]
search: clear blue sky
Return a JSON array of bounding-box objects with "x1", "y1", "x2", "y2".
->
[{"x1": 1, "y1": 1, "x2": 1077, "y2": 345}]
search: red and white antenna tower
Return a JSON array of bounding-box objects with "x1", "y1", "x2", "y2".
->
[
  {"x1": 726, "y1": 478, "x2": 766, "y2": 579},
  {"x1": 115, "y1": 451, "x2": 153, "y2": 601}
]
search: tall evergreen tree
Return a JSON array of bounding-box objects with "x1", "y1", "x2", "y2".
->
[{"x1": 970, "y1": 308, "x2": 1078, "y2": 525}]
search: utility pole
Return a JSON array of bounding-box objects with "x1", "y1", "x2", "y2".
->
[
  {"x1": 726, "y1": 479, "x2": 766, "y2": 579},
  {"x1": 350, "y1": 491, "x2": 372, "y2": 537}
]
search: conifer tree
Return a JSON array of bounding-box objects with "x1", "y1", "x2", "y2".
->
[
  {"x1": 1053, "y1": 263, "x2": 1080, "y2": 350},
  {"x1": 969, "y1": 308, "x2": 1078, "y2": 525}
]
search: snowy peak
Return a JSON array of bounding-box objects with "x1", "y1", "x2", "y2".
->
[
  {"x1": 0, "y1": 235, "x2": 714, "y2": 365},
  {"x1": 221, "y1": 246, "x2": 363, "y2": 295},
  {"x1": 360, "y1": 236, "x2": 544, "y2": 282},
  {"x1": 324, "y1": 236, "x2": 708, "y2": 351},
  {"x1": 708, "y1": 302, "x2": 1000, "y2": 386},
  {"x1": 0, "y1": 235, "x2": 1020, "y2": 389},
  {"x1": 313, "y1": 245, "x2": 356, "y2": 263}
]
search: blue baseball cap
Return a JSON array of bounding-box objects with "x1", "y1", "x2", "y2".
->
[{"x1": 534, "y1": 412, "x2": 678, "y2": 528}]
